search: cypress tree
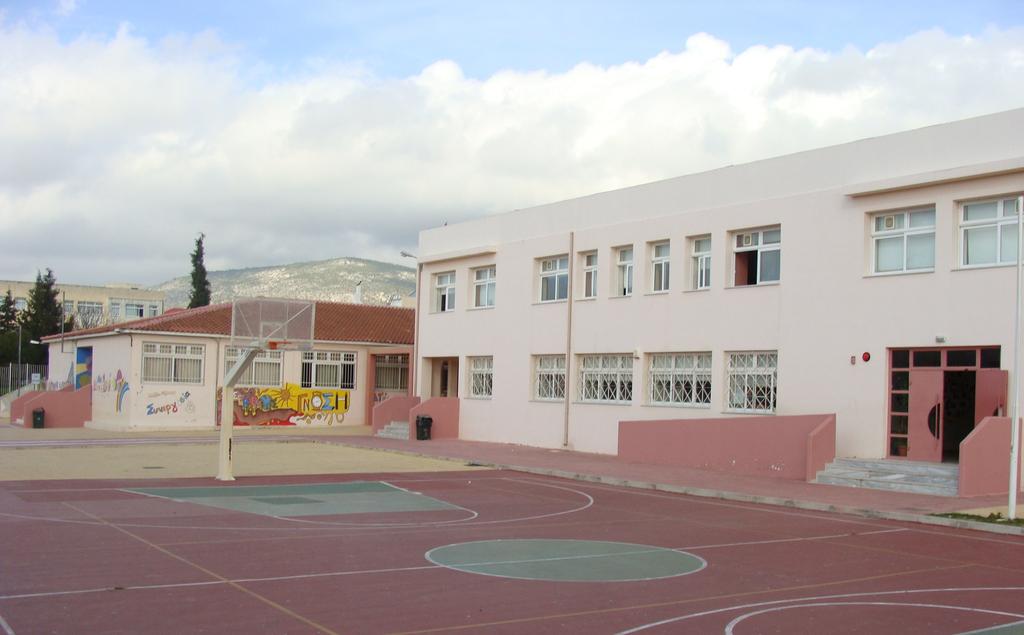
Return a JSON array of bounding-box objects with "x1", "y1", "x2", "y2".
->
[
  {"x1": 188, "y1": 233, "x2": 212, "y2": 308},
  {"x1": 0, "y1": 290, "x2": 17, "y2": 333},
  {"x1": 19, "y1": 269, "x2": 63, "y2": 363}
]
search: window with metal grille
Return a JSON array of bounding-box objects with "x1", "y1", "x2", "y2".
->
[
  {"x1": 578, "y1": 354, "x2": 633, "y2": 403},
  {"x1": 534, "y1": 355, "x2": 566, "y2": 400},
  {"x1": 872, "y1": 207, "x2": 935, "y2": 273},
  {"x1": 648, "y1": 352, "x2": 711, "y2": 407},
  {"x1": 726, "y1": 351, "x2": 777, "y2": 413},
  {"x1": 691, "y1": 236, "x2": 711, "y2": 290},
  {"x1": 225, "y1": 347, "x2": 282, "y2": 387},
  {"x1": 142, "y1": 342, "x2": 205, "y2": 384},
  {"x1": 468, "y1": 356, "x2": 493, "y2": 398},
  {"x1": 375, "y1": 354, "x2": 409, "y2": 391},
  {"x1": 301, "y1": 351, "x2": 356, "y2": 389},
  {"x1": 650, "y1": 242, "x2": 670, "y2": 292}
]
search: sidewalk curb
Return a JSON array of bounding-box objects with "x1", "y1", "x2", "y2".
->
[{"x1": 327, "y1": 439, "x2": 1024, "y2": 538}]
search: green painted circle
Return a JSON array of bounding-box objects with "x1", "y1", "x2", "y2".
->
[{"x1": 425, "y1": 539, "x2": 706, "y2": 582}]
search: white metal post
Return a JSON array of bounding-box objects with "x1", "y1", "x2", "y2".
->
[
  {"x1": 217, "y1": 348, "x2": 261, "y2": 481},
  {"x1": 1010, "y1": 195, "x2": 1023, "y2": 519}
]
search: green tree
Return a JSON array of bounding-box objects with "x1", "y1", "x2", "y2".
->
[
  {"x1": 188, "y1": 233, "x2": 212, "y2": 308},
  {"x1": 18, "y1": 270, "x2": 62, "y2": 364},
  {"x1": 0, "y1": 290, "x2": 17, "y2": 333}
]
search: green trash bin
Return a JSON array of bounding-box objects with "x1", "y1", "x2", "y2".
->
[{"x1": 32, "y1": 408, "x2": 44, "y2": 429}]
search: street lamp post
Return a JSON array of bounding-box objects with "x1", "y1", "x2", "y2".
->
[{"x1": 400, "y1": 251, "x2": 420, "y2": 398}]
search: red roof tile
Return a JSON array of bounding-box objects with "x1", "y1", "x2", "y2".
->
[{"x1": 43, "y1": 301, "x2": 414, "y2": 345}]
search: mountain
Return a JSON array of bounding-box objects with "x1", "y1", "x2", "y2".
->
[{"x1": 152, "y1": 257, "x2": 416, "y2": 308}]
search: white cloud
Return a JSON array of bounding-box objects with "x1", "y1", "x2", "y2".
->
[
  {"x1": 1, "y1": 25, "x2": 1023, "y2": 285},
  {"x1": 54, "y1": 0, "x2": 78, "y2": 18}
]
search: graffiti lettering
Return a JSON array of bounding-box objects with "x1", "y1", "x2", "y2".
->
[{"x1": 146, "y1": 402, "x2": 179, "y2": 416}]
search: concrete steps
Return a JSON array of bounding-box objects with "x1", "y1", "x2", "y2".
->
[
  {"x1": 815, "y1": 458, "x2": 959, "y2": 497},
  {"x1": 376, "y1": 421, "x2": 410, "y2": 440}
]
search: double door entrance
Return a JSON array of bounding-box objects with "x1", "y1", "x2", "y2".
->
[{"x1": 887, "y1": 347, "x2": 1006, "y2": 462}]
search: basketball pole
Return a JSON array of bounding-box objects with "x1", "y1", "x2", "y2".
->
[{"x1": 217, "y1": 347, "x2": 261, "y2": 481}]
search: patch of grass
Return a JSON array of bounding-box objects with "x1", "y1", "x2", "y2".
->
[{"x1": 933, "y1": 511, "x2": 1024, "y2": 527}]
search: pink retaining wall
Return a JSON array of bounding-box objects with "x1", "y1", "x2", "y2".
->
[
  {"x1": 10, "y1": 385, "x2": 73, "y2": 425},
  {"x1": 618, "y1": 414, "x2": 837, "y2": 481},
  {"x1": 11, "y1": 388, "x2": 91, "y2": 428},
  {"x1": 959, "y1": 416, "x2": 1023, "y2": 497},
  {"x1": 408, "y1": 397, "x2": 460, "y2": 441},
  {"x1": 372, "y1": 396, "x2": 421, "y2": 435}
]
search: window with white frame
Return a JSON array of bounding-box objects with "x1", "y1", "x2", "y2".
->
[
  {"x1": 582, "y1": 252, "x2": 598, "y2": 299},
  {"x1": 435, "y1": 272, "x2": 456, "y2": 312},
  {"x1": 960, "y1": 196, "x2": 1021, "y2": 267},
  {"x1": 301, "y1": 351, "x2": 356, "y2": 389},
  {"x1": 616, "y1": 247, "x2": 634, "y2": 296},
  {"x1": 539, "y1": 255, "x2": 569, "y2": 302},
  {"x1": 77, "y1": 301, "x2": 103, "y2": 318},
  {"x1": 691, "y1": 236, "x2": 711, "y2": 290},
  {"x1": 375, "y1": 354, "x2": 409, "y2": 391},
  {"x1": 147, "y1": 304, "x2": 161, "y2": 317},
  {"x1": 727, "y1": 351, "x2": 778, "y2": 413},
  {"x1": 578, "y1": 354, "x2": 633, "y2": 403},
  {"x1": 142, "y1": 342, "x2": 205, "y2": 384},
  {"x1": 651, "y1": 242, "x2": 670, "y2": 292},
  {"x1": 872, "y1": 208, "x2": 935, "y2": 273},
  {"x1": 649, "y1": 352, "x2": 711, "y2": 407},
  {"x1": 62, "y1": 301, "x2": 74, "y2": 318},
  {"x1": 468, "y1": 356, "x2": 493, "y2": 398},
  {"x1": 534, "y1": 355, "x2": 566, "y2": 400},
  {"x1": 225, "y1": 347, "x2": 282, "y2": 387},
  {"x1": 733, "y1": 228, "x2": 780, "y2": 286},
  {"x1": 14, "y1": 297, "x2": 27, "y2": 312},
  {"x1": 125, "y1": 302, "x2": 145, "y2": 318},
  {"x1": 473, "y1": 266, "x2": 496, "y2": 308}
]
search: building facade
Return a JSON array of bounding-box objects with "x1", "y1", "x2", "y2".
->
[
  {"x1": 414, "y1": 108, "x2": 1023, "y2": 467},
  {"x1": 1, "y1": 280, "x2": 166, "y2": 329},
  {"x1": 42, "y1": 301, "x2": 413, "y2": 430}
]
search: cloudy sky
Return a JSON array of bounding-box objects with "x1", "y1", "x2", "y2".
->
[{"x1": 1, "y1": 1, "x2": 1023, "y2": 286}]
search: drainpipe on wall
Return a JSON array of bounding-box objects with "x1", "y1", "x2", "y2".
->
[
  {"x1": 563, "y1": 231, "x2": 575, "y2": 448},
  {"x1": 1009, "y1": 194, "x2": 1023, "y2": 520}
]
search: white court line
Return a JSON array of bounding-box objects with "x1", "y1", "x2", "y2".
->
[
  {"x1": 723, "y1": 602, "x2": 1024, "y2": 635},
  {"x1": 538, "y1": 478, "x2": 1024, "y2": 546},
  {"x1": 0, "y1": 611, "x2": 15, "y2": 635},
  {"x1": 683, "y1": 527, "x2": 909, "y2": 551},
  {"x1": 0, "y1": 530, "x2": 916, "y2": 602},
  {"x1": 616, "y1": 587, "x2": 1024, "y2": 634}
]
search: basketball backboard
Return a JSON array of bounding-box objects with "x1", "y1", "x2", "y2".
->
[{"x1": 230, "y1": 298, "x2": 315, "y2": 350}]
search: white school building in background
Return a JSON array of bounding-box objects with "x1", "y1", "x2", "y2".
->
[{"x1": 411, "y1": 108, "x2": 1023, "y2": 482}]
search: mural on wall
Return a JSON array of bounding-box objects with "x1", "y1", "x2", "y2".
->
[
  {"x1": 144, "y1": 391, "x2": 195, "y2": 417},
  {"x1": 94, "y1": 370, "x2": 130, "y2": 414},
  {"x1": 75, "y1": 347, "x2": 93, "y2": 390},
  {"x1": 222, "y1": 383, "x2": 351, "y2": 426}
]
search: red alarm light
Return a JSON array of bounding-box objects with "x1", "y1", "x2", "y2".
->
[{"x1": 862, "y1": 352, "x2": 871, "y2": 362}]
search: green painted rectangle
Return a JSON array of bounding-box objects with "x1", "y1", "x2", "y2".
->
[
  {"x1": 124, "y1": 481, "x2": 457, "y2": 518},
  {"x1": 127, "y1": 481, "x2": 399, "y2": 499}
]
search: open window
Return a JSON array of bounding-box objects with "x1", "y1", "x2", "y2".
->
[{"x1": 732, "y1": 227, "x2": 780, "y2": 286}]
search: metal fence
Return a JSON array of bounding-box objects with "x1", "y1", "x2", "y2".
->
[{"x1": 0, "y1": 363, "x2": 49, "y2": 396}]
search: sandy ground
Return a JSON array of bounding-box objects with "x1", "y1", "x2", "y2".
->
[{"x1": 0, "y1": 424, "x2": 481, "y2": 480}]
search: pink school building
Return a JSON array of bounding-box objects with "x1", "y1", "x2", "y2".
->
[{"x1": 395, "y1": 108, "x2": 1024, "y2": 496}]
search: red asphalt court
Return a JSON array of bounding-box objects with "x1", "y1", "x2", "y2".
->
[{"x1": 1, "y1": 469, "x2": 1023, "y2": 634}]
